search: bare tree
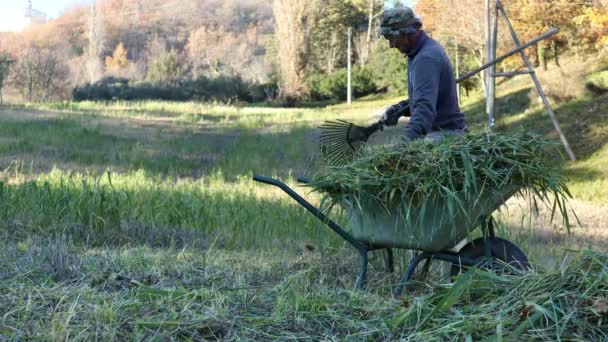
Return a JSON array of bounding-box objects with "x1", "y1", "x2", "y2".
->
[
  {"x1": 85, "y1": 1, "x2": 105, "y2": 84},
  {"x1": 12, "y1": 49, "x2": 37, "y2": 102},
  {"x1": 0, "y1": 54, "x2": 15, "y2": 105},
  {"x1": 354, "y1": 31, "x2": 368, "y2": 67},
  {"x1": 360, "y1": 0, "x2": 381, "y2": 66},
  {"x1": 11, "y1": 47, "x2": 70, "y2": 102},
  {"x1": 325, "y1": 31, "x2": 342, "y2": 72},
  {"x1": 187, "y1": 26, "x2": 271, "y2": 82},
  {"x1": 145, "y1": 34, "x2": 168, "y2": 63},
  {"x1": 272, "y1": 0, "x2": 322, "y2": 100}
]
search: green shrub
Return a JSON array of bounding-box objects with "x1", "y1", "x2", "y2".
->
[
  {"x1": 72, "y1": 75, "x2": 276, "y2": 103},
  {"x1": 146, "y1": 49, "x2": 186, "y2": 84},
  {"x1": 367, "y1": 40, "x2": 408, "y2": 94},
  {"x1": 307, "y1": 66, "x2": 377, "y2": 101}
]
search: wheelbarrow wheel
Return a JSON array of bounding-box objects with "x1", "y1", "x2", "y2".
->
[{"x1": 450, "y1": 237, "x2": 530, "y2": 277}]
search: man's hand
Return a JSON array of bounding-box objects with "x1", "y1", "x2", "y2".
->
[
  {"x1": 380, "y1": 100, "x2": 410, "y2": 127},
  {"x1": 380, "y1": 105, "x2": 401, "y2": 126}
]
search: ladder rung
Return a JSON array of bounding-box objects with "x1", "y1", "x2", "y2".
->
[{"x1": 492, "y1": 70, "x2": 535, "y2": 77}]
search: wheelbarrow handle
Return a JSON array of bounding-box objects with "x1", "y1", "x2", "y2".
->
[
  {"x1": 254, "y1": 174, "x2": 311, "y2": 185},
  {"x1": 252, "y1": 174, "x2": 282, "y2": 186},
  {"x1": 252, "y1": 174, "x2": 366, "y2": 252},
  {"x1": 297, "y1": 176, "x2": 311, "y2": 184}
]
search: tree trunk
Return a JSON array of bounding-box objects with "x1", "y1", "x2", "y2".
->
[
  {"x1": 454, "y1": 36, "x2": 460, "y2": 103},
  {"x1": 27, "y1": 73, "x2": 33, "y2": 102},
  {"x1": 273, "y1": 0, "x2": 322, "y2": 100},
  {"x1": 531, "y1": 45, "x2": 539, "y2": 68},
  {"x1": 87, "y1": 1, "x2": 105, "y2": 83},
  {"x1": 326, "y1": 31, "x2": 339, "y2": 73},
  {"x1": 552, "y1": 40, "x2": 560, "y2": 67},
  {"x1": 539, "y1": 44, "x2": 547, "y2": 71},
  {"x1": 362, "y1": 0, "x2": 374, "y2": 66},
  {"x1": 347, "y1": 27, "x2": 352, "y2": 104},
  {"x1": 474, "y1": 51, "x2": 487, "y2": 95}
]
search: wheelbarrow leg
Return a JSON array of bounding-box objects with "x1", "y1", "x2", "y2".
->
[
  {"x1": 356, "y1": 249, "x2": 368, "y2": 290},
  {"x1": 419, "y1": 257, "x2": 432, "y2": 279},
  {"x1": 394, "y1": 252, "x2": 431, "y2": 296},
  {"x1": 483, "y1": 217, "x2": 495, "y2": 261},
  {"x1": 487, "y1": 217, "x2": 496, "y2": 238},
  {"x1": 385, "y1": 248, "x2": 394, "y2": 273}
]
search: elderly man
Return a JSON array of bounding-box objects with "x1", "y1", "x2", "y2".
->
[{"x1": 379, "y1": 7, "x2": 467, "y2": 140}]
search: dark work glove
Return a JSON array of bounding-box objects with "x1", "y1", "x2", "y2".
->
[{"x1": 380, "y1": 100, "x2": 410, "y2": 127}]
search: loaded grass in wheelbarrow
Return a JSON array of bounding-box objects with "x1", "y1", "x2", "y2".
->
[{"x1": 309, "y1": 130, "x2": 574, "y2": 252}]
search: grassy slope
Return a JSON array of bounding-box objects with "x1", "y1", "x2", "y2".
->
[
  {"x1": 0, "y1": 54, "x2": 607, "y2": 340},
  {"x1": 456, "y1": 57, "x2": 608, "y2": 204}
]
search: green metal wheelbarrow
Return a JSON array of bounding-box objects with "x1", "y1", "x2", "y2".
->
[{"x1": 253, "y1": 175, "x2": 530, "y2": 295}]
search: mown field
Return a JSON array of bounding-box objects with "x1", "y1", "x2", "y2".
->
[{"x1": 1, "y1": 58, "x2": 607, "y2": 340}]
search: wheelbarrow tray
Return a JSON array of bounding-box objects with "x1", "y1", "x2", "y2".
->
[
  {"x1": 253, "y1": 175, "x2": 529, "y2": 293},
  {"x1": 342, "y1": 185, "x2": 520, "y2": 252}
]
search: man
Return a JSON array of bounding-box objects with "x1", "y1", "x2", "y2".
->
[{"x1": 378, "y1": 7, "x2": 467, "y2": 140}]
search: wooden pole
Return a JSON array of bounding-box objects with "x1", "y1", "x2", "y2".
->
[
  {"x1": 490, "y1": 1, "x2": 499, "y2": 128},
  {"x1": 364, "y1": 0, "x2": 374, "y2": 66},
  {"x1": 452, "y1": 0, "x2": 460, "y2": 104},
  {"x1": 455, "y1": 36, "x2": 460, "y2": 103},
  {"x1": 496, "y1": 0, "x2": 576, "y2": 161},
  {"x1": 485, "y1": 0, "x2": 494, "y2": 128},
  {"x1": 347, "y1": 27, "x2": 352, "y2": 105},
  {"x1": 492, "y1": 70, "x2": 534, "y2": 77},
  {"x1": 457, "y1": 28, "x2": 558, "y2": 83}
]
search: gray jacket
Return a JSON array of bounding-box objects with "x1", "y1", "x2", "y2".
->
[{"x1": 404, "y1": 31, "x2": 466, "y2": 140}]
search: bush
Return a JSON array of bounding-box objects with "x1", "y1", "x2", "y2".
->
[
  {"x1": 307, "y1": 66, "x2": 377, "y2": 101},
  {"x1": 146, "y1": 49, "x2": 186, "y2": 84},
  {"x1": 531, "y1": 60, "x2": 589, "y2": 103},
  {"x1": 72, "y1": 75, "x2": 276, "y2": 103},
  {"x1": 586, "y1": 70, "x2": 608, "y2": 94},
  {"x1": 367, "y1": 40, "x2": 408, "y2": 94}
]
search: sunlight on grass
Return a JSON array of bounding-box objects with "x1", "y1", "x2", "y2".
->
[
  {"x1": 0, "y1": 168, "x2": 338, "y2": 250},
  {"x1": 12, "y1": 85, "x2": 608, "y2": 208},
  {"x1": 567, "y1": 144, "x2": 608, "y2": 204}
]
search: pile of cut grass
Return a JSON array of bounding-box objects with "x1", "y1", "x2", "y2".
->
[
  {"x1": 390, "y1": 250, "x2": 608, "y2": 340},
  {"x1": 310, "y1": 130, "x2": 574, "y2": 230},
  {"x1": 1, "y1": 229, "x2": 605, "y2": 340}
]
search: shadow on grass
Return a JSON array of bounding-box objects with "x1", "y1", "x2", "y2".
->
[
  {"x1": 462, "y1": 88, "x2": 532, "y2": 129},
  {"x1": 0, "y1": 113, "x2": 322, "y2": 179},
  {"x1": 565, "y1": 164, "x2": 607, "y2": 182},
  {"x1": 462, "y1": 87, "x2": 608, "y2": 160},
  {"x1": 500, "y1": 93, "x2": 608, "y2": 160},
  {"x1": 0, "y1": 174, "x2": 345, "y2": 251}
]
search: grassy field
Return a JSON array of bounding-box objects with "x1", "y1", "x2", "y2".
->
[{"x1": 1, "y1": 56, "x2": 607, "y2": 340}]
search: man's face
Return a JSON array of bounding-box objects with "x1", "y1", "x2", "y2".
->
[{"x1": 387, "y1": 32, "x2": 416, "y2": 55}]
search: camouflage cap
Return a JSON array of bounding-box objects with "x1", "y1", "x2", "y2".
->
[{"x1": 378, "y1": 7, "x2": 422, "y2": 38}]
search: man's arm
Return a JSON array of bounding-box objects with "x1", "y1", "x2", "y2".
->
[
  {"x1": 392, "y1": 100, "x2": 411, "y2": 117},
  {"x1": 403, "y1": 56, "x2": 440, "y2": 140}
]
